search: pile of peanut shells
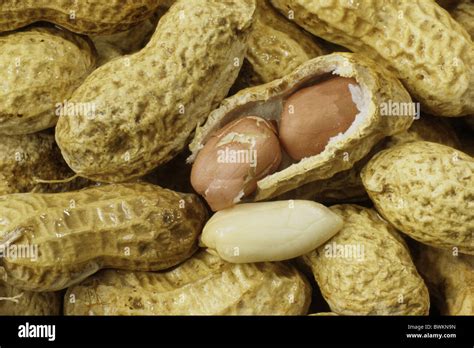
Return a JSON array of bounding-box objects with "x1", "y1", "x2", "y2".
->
[{"x1": 0, "y1": 0, "x2": 472, "y2": 316}]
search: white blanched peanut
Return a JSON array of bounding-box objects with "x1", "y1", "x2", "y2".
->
[{"x1": 200, "y1": 200, "x2": 344, "y2": 263}]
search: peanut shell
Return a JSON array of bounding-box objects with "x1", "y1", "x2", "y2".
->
[
  {"x1": 56, "y1": 0, "x2": 256, "y2": 183},
  {"x1": 0, "y1": 183, "x2": 207, "y2": 291},
  {"x1": 64, "y1": 250, "x2": 311, "y2": 315},
  {"x1": 301, "y1": 204, "x2": 430, "y2": 315},
  {"x1": 244, "y1": 0, "x2": 325, "y2": 86},
  {"x1": 0, "y1": 0, "x2": 164, "y2": 35},
  {"x1": 412, "y1": 244, "x2": 474, "y2": 315},
  {"x1": 0, "y1": 26, "x2": 96, "y2": 135},
  {"x1": 361, "y1": 141, "x2": 473, "y2": 255}
]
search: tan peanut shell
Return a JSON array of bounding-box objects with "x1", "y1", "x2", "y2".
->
[
  {"x1": 301, "y1": 204, "x2": 430, "y2": 315},
  {"x1": 243, "y1": 0, "x2": 325, "y2": 86},
  {"x1": 0, "y1": 183, "x2": 207, "y2": 291},
  {"x1": 361, "y1": 141, "x2": 474, "y2": 255},
  {"x1": 64, "y1": 251, "x2": 311, "y2": 315},
  {"x1": 0, "y1": 26, "x2": 96, "y2": 135},
  {"x1": 451, "y1": 0, "x2": 474, "y2": 39},
  {"x1": 279, "y1": 115, "x2": 462, "y2": 203},
  {"x1": 0, "y1": 0, "x2": 163, "y2": 35},
  {"x1": 0, "y1": 282, "x2": 61, "y2": 315},
  {"x1": 189, "y1": 52, "x2": 414, "y2": 201},
  {"x1": 0, "y1": 131, "x2": 92, "y2": 196},
  {"x1": 412, "y1": 244, "x2": 474, "y2": 315},
  {"x1": 56, "y1": 0, "x2": 256, "y2": 183},
  {"x1": 270, "y1": 0, "x2": 474, "y2": 117}
]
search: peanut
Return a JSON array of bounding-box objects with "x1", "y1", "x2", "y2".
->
[
  {"x1": 361, "y1": 141, "x2": 473, "y2": 255},
  {"x1": 279, "y1": 76, "x2": 359, "y2": 160},
  {"x1": 0, "y1": 0, "x2": 163, "y2": 35},
  {"x1": 411, "y1": 244, "x2": 474, "y2": 315},
  {"x1": 64, "y1": 250, "x2": 311, "y2": 315},
  {"x1": 243, "y1": 0, "x2": 325, "y2": 86},
  {"x1": 191, "y1": 116, "x2": 282, "y2": 211},
  {"x1": 201, "y1": 200, "x2": 343, "y2": 263},
  {"x1": 189, "y1": 53, "x2": 413, "y2": 201},
  {"x1": 270, "y1": 0, "x2": 474, "y2": 117},
  {"x1": 0, "y1": 130, "x2": 92, "y2": 196},
  {"x1": 229, "y1": 0, "x2": 326, "y2": 94},
  {"x1": 56, "y1": 0, "x2": 256, "y2": 183},
  {"x1": 0, "y1": 183, "x2": 207, "y2": 291},
  {"x1": 192, "y1": 75, "x2": 369, "y2": 209},
  {"x1": 0, "y1": 26, "x2": 96, "y2": 135},
  {"x1": 301, "y1": 204, "x2": 430, "y2": 315},
  {"x1": 0, "y1": 282, "x2": 61, "y2": 315}
]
